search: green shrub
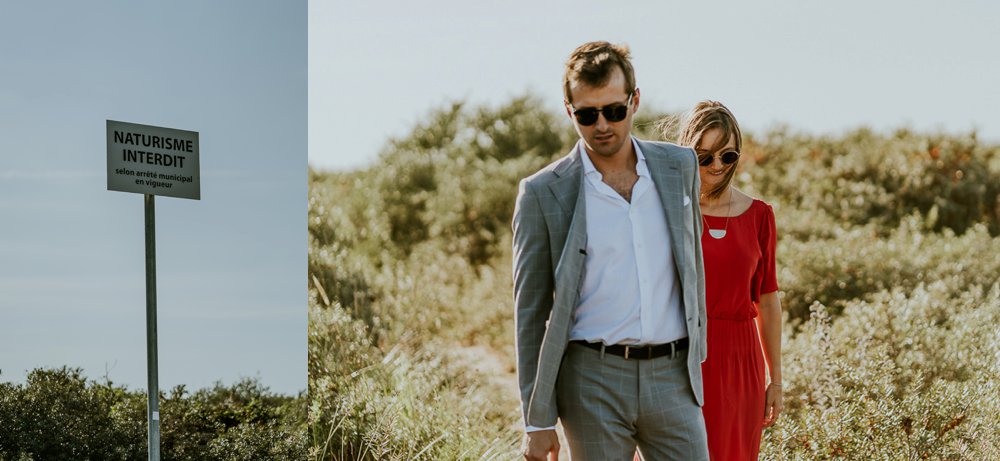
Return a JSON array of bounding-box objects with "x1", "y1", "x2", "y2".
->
[
  {"x1": 0, "y1": 367, "x2": 145, "y2": 460},
  {"x1": 160, "y1": 379, "x2": 307, "y2": 460},
  {"x1": 746, "y1": 127, "x2": 1000, "y2": 236},
  {"x1": 0, "y1": 368, "x2": 305, "y2": 461},
  {"x1": 762, "y1": 282, "x2": 1000, "y2": 460},
  {"x1": 369, "y1": 94, "x2": 572, "y2": 265},
  {"x1": 208, "y1": 421, "x2": 308, "y2": 461},
  {"x1": 777, "y1": 217, "x2": 1000, "y2": 324}
]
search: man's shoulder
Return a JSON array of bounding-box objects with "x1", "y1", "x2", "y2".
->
[{"x1": 520, "y1": 149, "x2": 579, "y2": 188}]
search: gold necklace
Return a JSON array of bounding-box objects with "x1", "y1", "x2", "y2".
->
[{"x1": 702, "y1": 188, "x2": 732, "y2": 239}]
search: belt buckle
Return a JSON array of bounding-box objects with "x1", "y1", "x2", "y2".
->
[{"x1": 624, "y1": 346, "x2": 630, "y2": 360}]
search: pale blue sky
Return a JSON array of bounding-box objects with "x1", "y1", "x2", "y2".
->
[
  {"x1": 1, "y1": 2, "x2": 306, "y2": 394},
  {"x1": 310, "y1": 0, "x2": 1000, "y2": 171}
]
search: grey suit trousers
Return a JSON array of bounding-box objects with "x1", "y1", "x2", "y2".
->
[{"x1": 556, "y1": 342, "x2": 709, "y2": 461}]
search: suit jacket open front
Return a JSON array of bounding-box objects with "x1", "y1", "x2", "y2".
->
[{"x1": 512, "y1": 139, "x2": 707, "y2": 428}]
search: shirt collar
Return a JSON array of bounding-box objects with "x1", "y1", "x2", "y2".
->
[{"x1": 578, "y1": 137, "x2": 648, "y2": 177}]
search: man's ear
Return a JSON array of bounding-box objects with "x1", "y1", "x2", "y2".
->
[
  {"x1": 564, "y1": 100, "x2": 574, "y2": 120},
  {"x1": 632, "y1": 88, "x2": 641, "y2": 112}
]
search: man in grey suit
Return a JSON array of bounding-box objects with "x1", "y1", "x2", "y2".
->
[{"x1": 513, "y1": 41, "x2": 709, "y2": 461}]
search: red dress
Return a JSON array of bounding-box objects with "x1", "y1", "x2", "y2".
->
[{"x1": 700, "y1": 199, "x2": 779, "y2": 461}]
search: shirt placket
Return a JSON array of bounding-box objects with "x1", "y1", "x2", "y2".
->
[{"x1": 630, "y1": 176, "x2": 651, "y2": 343}]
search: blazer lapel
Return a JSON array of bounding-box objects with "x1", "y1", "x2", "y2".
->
[
  {"x1": 548, "y1": 149, "x2": 583, "y2": 216},
  {"x1": 643, "y1": 144, "x2": 687, "y2": 276},
  {"x1": 547, "y1": 148, "x2": 587, "y2": 318}
]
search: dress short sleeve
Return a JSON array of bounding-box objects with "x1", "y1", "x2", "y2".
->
[{"x1": 750, "y1": 201, "x2": 779, "y2": 303}]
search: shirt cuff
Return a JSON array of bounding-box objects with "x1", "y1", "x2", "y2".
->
[{"x1": 525, "y1": 425, "x2": 557, "y2": 433}]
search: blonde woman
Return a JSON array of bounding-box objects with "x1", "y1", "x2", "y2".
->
[{"x1": 673, "y1": 101, "x2": 783, "y2": 460}]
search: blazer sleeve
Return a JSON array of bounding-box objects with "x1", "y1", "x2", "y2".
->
[{"x1": 511, "y1": 178, "x2": 556, "y2": 425}]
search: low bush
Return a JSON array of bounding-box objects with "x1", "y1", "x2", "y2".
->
[
  {"x1": 777, "y1": 217, "x2": 1000, "y2": 325},
  {"x1": 0, "y1": 368, "x2": 306, "y2": 461},
  {"x1": 762, "y1": 282, "x2": 1000, "y2": 460},
  {"x1": 745, "y1": 127, "x2": 1000, "y2": 236}
]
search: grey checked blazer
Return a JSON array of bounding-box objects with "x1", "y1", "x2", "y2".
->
[{"x1": 512, "y1": 139, "x2": 707, "y2": 428}]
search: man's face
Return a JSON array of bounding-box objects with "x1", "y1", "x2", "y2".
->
[{"x1": 565, "y1": 67, "x2": 638, "y2": 159}]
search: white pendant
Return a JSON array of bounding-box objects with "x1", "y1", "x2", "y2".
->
[{"x1": 708, "y1": 229, "x2": 727, "y2": 239}]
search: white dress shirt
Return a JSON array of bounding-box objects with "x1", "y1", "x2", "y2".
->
[{"x1": 570, "y1": 138, "x2": 687, "y2": 346}]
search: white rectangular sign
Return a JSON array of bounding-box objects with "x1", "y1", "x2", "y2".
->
[{"x1": 107, "y1": 120, "x2": 200, "y2": 200}]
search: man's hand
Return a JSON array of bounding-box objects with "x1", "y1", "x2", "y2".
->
[{"x1": 523, "y1": 429, "x2": 560, "y2": 461}]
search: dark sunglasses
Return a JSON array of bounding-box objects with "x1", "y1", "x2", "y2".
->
[
  {"x1": 569, "y1": 93, "x2": 633, "y2": 126},
  {"x1": 698, "y1": 151, "x2": 740, "y2": 167}
]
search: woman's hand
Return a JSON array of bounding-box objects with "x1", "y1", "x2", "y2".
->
[
  {"x1": 757, "y1": 291, "x2": 783, "y2": 428},
  {"x1": 763, "y1": 383, "x2": 783, "y2": 427}
]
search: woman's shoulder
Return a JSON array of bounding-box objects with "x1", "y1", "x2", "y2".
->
[
  {"x1": 733, "y1": 190, "x2": 775, "y2": 221},
  {"x1": 750, "y1": 197, "x2": 773, "y2": 213},
  {"x1": 747, "y1": 197, "x2": 776, "y2": 231}
]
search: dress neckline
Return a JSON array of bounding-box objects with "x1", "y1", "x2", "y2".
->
[{"x1": 703, "y1": 198, "x2": 759, "y2": 219}]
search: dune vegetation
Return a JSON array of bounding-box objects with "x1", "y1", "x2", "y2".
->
[{"x1": 308, "y1": 94, "x2": 1000, "y2": 460}]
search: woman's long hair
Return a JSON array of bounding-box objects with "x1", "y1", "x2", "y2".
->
[{"x1": 665, "y1": 101, "x2": 743, "y2": 200}]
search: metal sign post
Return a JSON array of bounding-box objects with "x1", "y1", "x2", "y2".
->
[
  {"x1": 144, "y1": 193, "x2": 160, "y2": 461},
  {"x1": 107, "y1": 120, "x2": 199, "y2": 461}
]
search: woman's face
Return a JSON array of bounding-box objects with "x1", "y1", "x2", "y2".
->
[{"x1": 695, "y1": 127, "x2": 737, "y2": 192}]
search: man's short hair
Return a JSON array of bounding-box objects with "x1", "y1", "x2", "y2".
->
[{"x1": 563, "y1": 41, "x2": 636, "y2": 104}]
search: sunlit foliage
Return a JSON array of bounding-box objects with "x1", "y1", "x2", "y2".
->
[
  {"x1": 310, "y1": 94, "x2": 1000, "y2": 459},
  {"x1": 0, "y1": 368, "x2": 306, "y2": 460}
]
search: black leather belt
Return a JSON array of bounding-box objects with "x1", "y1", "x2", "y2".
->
[{"x1": 571, "y1": 337, "x2": 689, "y2": 360}]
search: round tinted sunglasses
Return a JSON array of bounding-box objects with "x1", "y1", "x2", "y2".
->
[
  {"x1": 698, "y1": 150, "x2": 740, "y2": 167},
  {"x1": 569, "y1": 93, "x2": 633, "y2": 126}
]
